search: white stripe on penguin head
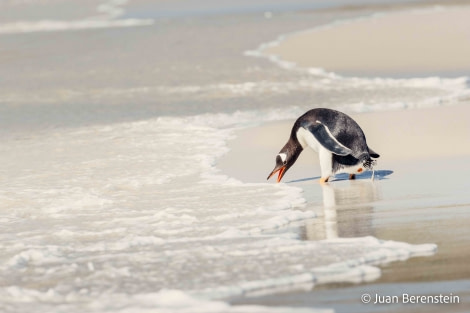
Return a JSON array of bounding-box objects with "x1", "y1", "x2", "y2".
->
[{"x1": 278, "y1": 153, "x2": 287, "y2": 163}]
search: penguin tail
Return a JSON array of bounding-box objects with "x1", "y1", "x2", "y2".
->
[
  {"x1": 368, "y1": 147, "x2": 380, "y2": 158},
  {"x1": 362, "y1": 157, "x2": 377, "y2": 170}
]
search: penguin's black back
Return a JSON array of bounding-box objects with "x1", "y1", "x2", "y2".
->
[{"x1": 292, "y1": 108, "x2": 372, "y2": 160}]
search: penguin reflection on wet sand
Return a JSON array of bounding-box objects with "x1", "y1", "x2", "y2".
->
[{"x1": 267, "y1": 108, "x2": 379, "y2": 184}]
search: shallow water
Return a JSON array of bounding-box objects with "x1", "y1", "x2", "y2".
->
[
  {"x1": 0, "y1": 1, "x2": 467, "y2": 312},
  {"x1": 232, "y1": 157, "x2": 470, "y2": 312}
]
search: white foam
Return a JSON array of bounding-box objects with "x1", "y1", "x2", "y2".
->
[
  {"x1": 0, "y1": 0, "x2": 154, "y2": 35},
  {"x1": 6, "y1": 247, "x2": 64, "y2": 269},
  {"x1": 96, "y1": 0, "x2": 129, "y2": 20},
  {"x1": 84, "y1": 71, "x2": 469, "y2": 117},
  {"x1": 244, "y1": 6, "x2": 470, "y2": 113},
  {"x1": 0, "y1": 19, "x2": 154, "y2": 34},
  {"x1": 0, "y1": 3, "x2": 446, "y2": 312},
  {"x1": 87, "y1": 289, "x2": 334, "y2": 313},
  {"x1": 192, "y1": 237, "x2": 436, "y2": 300},
  {"x1": 0, "y1": 106, "x2": 437, "y2": 312}
]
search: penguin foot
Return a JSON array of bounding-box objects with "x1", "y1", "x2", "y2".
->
[
  {"x1": 349, "y1": 174, "x2": 356, "y2": 180},
  {"x1": 319, "y1": 177, "x2": 329, "y2": 184}
]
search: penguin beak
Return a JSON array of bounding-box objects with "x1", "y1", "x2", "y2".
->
[{"x1": 267, "y1": 166, "x2": 286, "y2": 183}]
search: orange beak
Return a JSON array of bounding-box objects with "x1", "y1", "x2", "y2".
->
[{"x1": 267, "y1": 166, "x2": 286, "y2": 183}]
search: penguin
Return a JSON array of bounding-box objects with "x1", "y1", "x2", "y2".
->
[{"x1": 267, "y1": 108, "x2": 379, "y2": 183}]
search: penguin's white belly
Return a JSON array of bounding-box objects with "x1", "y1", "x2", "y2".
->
[
  {"x1": 296, "y1": 127, "x2": 321, "y2": 152},
  {"x1": 296, "y1": 127, "x2": 365, "y2": 177},
  {"x1": 296, "y1": 127, "x2": 333, "y2": 177}
]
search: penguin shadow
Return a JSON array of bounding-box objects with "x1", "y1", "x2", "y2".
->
[
  {"x1": 299, "y1": 179, "x2": 383, "y2": 241},
  {"x1": 287, "y1": 170, "x2": 393, "y2": 184}
]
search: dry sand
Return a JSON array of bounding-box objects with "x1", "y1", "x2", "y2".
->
[{"x1": 265, "y1": 6, "x2": 470, "y2": 76}]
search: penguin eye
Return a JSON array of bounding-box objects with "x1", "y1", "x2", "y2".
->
[{"x1": 278, "y1": 153, "x2": 287, "y2": 165}]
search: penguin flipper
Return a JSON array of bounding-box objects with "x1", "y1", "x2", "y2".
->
[{"x1": 308, "y1": 123, "x2": 352, "y2": 156}]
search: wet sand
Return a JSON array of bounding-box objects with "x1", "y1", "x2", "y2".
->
[
  {"x1": 219, "y1": 10, "x2": 470, "y2": 297},
  {"x1": 2, "y1": 0, "x2": 469, "y2": 312},
  {"x1": 221, "y1": 104, "x2": 470, "y2": 312},
  {"x1": 218, "y1": 104, "x2": 470, "y2": 182}
]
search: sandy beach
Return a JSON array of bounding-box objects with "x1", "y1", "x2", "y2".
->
[
  {"x1": 218, "y1": 104, "x2": 470, "y2": 182},
  {"x1": 265, "y1": 6, "x2": 470, "y2": 77},
  {"x1": 220, "y1": 5, "x2": 470, "y2": 313},
  {"x1": 1, "y1": 1, "x2": 470, "y2": 313},
  {"x1": 222, "y1": 98, "x2": 470, "y2": 313}
]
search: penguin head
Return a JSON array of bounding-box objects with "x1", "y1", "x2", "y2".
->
[{"x1": 267, "y1": 152, "x2": 293, "y2": 183}]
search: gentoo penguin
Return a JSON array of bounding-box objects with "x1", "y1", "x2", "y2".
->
[{"x1": 267, "y1": 108, "x2": 379, "y2": 183}]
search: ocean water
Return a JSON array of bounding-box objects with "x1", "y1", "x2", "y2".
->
[{"x1": 0, "y1": 1, "x2": 467, "y2": 312}]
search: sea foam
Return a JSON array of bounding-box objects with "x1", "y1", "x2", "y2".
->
[
  {"x1": 0, "y1": 0, "x2": 153, "y2": 35},
  {"x1": 244, "y1": 6, "x2": 470, "y2": 113},
  {"x1": 0, "y1": 108, "x2": 438, "y2": 312}
]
